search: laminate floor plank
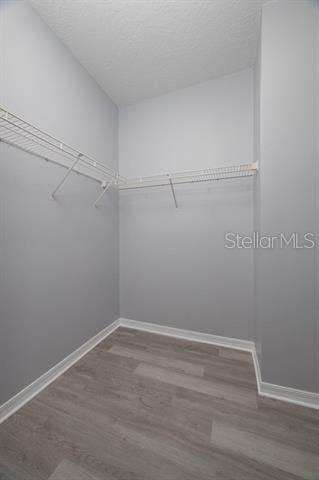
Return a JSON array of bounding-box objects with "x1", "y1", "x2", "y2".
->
[
  {"x1": 203, "y1": 361, "x2": 257, "y2": 390},
  {"x1": 48, "y1": 460, "x2": 102, "y2": 480},
  {"x1": 211, "y1": 419, "x2": 319, "y2": 480},
  {"x1": 110, "y1": 330, "x2": 256, "y2": 373},
  {"x1": 2, "y1": 399, "x2": 171, "y2": 480},
  {"x1": 35, "y1": 381, "x2": 211, "y2": 446},
  {"x1": 12, "y1": 399, "x2": 214, "y2": 480},
  {"x1": 134, "y1": 362, "x2": 258, "y2": 408},
  {"x1": 0, "y1": 326, "x2": 318, "y2": 480},
  {"x1": 109, "y1": 327, "x2": 221, "y2": 358},
  {"x1": 218, "y1": 347, "x2": 253, "y2": 364},
  {"x1": 257, "y1": 395, "x2": 319, "y2": 426},
  {"x1": 172, "y1": 393, "x2": 319, "y2": 458},
  {"x1": 108, "y1": 344, "x2": 205, "y2": 376}
]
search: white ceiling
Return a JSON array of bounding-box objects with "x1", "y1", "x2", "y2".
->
[{"x1": 29, "y1": 0, "x2": 267, "y2": 106}]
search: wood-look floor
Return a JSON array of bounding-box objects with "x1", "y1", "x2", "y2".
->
[{"x1": 0, "y1": 327, "x2": 319, "y2": 480}]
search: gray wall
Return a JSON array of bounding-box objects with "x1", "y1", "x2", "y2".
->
[
  {"x1": 253, "y1": 38, "x2": 262, "y2": 365},
  {"x1": 119, "y1": 69, "x2": 255, "y2": 340},
  {"x1": 0, "y1": 0, "x2": 119, "y2": 405},
  {"x1": 255, "y1": 0, "x2": 318, "y2": 392}
]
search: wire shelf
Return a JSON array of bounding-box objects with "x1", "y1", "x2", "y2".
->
[
  {"x1": 117, "y1": 163, "x2": 257, "y2": 190},
  {"x1": 0, "y1": 107, "x2": 117, "y2": 184},
  {"x1": 0, "y1": 107, "x2": 258, "y2": 207}
]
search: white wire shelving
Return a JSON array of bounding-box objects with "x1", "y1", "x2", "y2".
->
[
  {"x1": 0, "y1": 107, "x2": 122, "y2": 206},
  {"x1": 0, "y1": 107, "x2": 258, "y2": 208}
]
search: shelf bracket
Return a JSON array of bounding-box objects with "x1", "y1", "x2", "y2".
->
[
  {"x1": 168, "y1": 175, "x2": 178, "y2": 208},
  {"x1": 252, "y1": 162, "x2": 259, "y2": 171},
  {"x1": 92, "y1": 178, "x2": 114, "y2": 208},
  {"x1": 50, "y1": 153, "x2": 82, "y2": 199}
]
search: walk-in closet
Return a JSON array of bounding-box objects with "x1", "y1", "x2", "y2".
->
[{"x1": 0, "y1": 1, "x2": 318, "y2": 479}]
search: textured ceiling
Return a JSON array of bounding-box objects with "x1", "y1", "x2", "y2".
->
[{"x1": 29, "y1": 0, "x2": 267, "y2": 106}]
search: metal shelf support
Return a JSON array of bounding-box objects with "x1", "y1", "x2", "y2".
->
[
  {"x1": 93, "y1": 178, "x2": 114, "y2": 208},
  {"x1": 168, "y1": 175, "x2": 178, "y2": 208},
  {"x1": 50, "y1": 153, "x2": 83, "y2": 199}
]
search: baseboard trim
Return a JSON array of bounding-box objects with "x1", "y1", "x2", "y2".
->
[
  {"x1": 251, "y1": 345, "x2": 262, "y2": 395},
  {"x1": 0, "y1": 319, "x2": 120, "y2": 424},
  {"x1": 119, "y1": 318, "x2": 255, "y2": 351},
  {"x1": 119, "y1": 318, "x2": 319, "y2": 410},
  {"x1": 259, "y1": 381, "x2": 319, "y2": 410},
  {"x1": 1, "y1": 317, "x2": 318, "y2": 423}
]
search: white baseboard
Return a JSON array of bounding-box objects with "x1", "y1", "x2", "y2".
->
[
  {"x1": 1, "y1": 317, "x2": 318, "y2": 423},
  {"x1": 118, "y1": 318, "x2": 255, "y2": 351},
  {"x1": 0, "y1": 319, "x2": 120, "y2": 424},
  {"x1": 251, "y1": 345, "x2": 262, "y2": 394},
  {"x1": 259, "y1": 381, "x2": 319, "y2": 410},
  {"x1": 119, "y1": 317, "x2": 319, "y2": 410}
]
